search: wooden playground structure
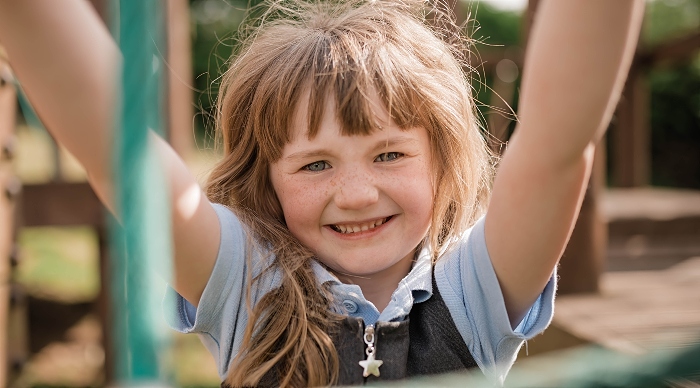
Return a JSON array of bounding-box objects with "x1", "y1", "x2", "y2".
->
[{"x1": 0, "y1": 0, "x2": 698, "y2": 386}]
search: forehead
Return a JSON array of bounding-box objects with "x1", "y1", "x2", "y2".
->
[
  {"x1": 289, "y1": 88, "x2": 395, "y2": 143},
  {"x1": 281, "y1": 94, "x2": 431, "y2": 163}
]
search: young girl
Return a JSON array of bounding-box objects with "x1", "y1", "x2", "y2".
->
[{"x1": 0, "y1": 0, "x2": 643, "y2": 386}]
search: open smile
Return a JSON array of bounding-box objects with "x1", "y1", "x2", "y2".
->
[{"x1": 328, "y1": 216, "x2": 394, "y2": 234}]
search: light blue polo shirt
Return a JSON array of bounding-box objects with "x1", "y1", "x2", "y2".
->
[{"x1": 165, "y1": 204, "x2": 556, "y2": 384}]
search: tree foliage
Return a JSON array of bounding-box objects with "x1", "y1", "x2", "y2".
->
[{"x1": 645, "y1": 0, "x2": 700, "y2": 188}]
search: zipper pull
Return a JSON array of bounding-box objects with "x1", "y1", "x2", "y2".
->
[{"x1": 359, "y1": 324, "x2": 383, "y2": 377}]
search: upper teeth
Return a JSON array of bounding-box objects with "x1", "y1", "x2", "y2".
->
[{"x1": 333, "y1": 218, "x2": 388, "y2": 234}]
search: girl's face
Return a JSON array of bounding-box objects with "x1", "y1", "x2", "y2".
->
[{"x1": 270, "y1": 94, "x2": 434, "y2": 283}]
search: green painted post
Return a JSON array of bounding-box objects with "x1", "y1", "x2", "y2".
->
[{"x1": 111, "y1": 0, "x2": 172, "y2": 384}]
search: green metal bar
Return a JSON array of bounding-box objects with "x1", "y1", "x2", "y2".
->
[
  {"x1": 111, "y1": 0, "x2": 172, "y2": 384},
  {"x1": 16, "y1": 84, "x2": 44, "y2": 131},
  {"x1": 382, "y1": 341, "x2": 700, "y2": 387}
]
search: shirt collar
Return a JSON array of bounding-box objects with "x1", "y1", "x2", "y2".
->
[
  {"x1": 310, "y1": 246, "x2": 433, "y2": 303},
  {"x1": 403, "y1": 246, "x2": 433, "y2": 303},
  {"x1": 311, "y1": 260, "x2": 342, "y2": 285}
]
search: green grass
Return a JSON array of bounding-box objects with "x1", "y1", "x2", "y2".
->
[{"x1": 17, "y1": 227, "x2": 100, "y2": 303}]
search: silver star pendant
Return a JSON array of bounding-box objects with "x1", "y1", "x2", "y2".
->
[{"x1": 359, "y1": 353, "x2": 383, "y2": 377}]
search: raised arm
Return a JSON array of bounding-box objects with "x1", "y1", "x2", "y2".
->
[
  {"x1": 0, "y1": 0, "x2": 220, "y2": 306},
  {"x1": 485, "y1": 0, "x2": 644, "y2": 326}
]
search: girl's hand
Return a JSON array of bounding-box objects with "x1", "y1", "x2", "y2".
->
[{"x1": 484, "y1": 0, "x2": 644, "y2": 327}]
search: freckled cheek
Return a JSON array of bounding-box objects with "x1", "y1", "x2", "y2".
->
[
  {"x1": 277, "y1": 178, "x2": 328, "y2": 232},
  {"x1": 391, "y1": 168, "x2": 434, "y2": 222},
  {"x1": 407, "y1": 186, "x2": 435, "y2": 221}
]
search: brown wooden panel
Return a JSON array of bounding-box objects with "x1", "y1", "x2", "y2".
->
[
  {"x1": 613, "y1": 68, "x2": 650, "y2": 187},
  {"x1": 96, "y1": 225, "x2": 113, "y2": 383},
  {"x1": 20, "y1": 182, "x2": 104, "y2": 227},
  {"x1": 640, "y1": 30, "x2": 700, "y2": 67}
]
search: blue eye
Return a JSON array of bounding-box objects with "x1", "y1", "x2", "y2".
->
[
  {"x1": 303, "y1": 161, "x2": 331, "y2": 172},
  {"x1": 375, "y1": 152, "x2": 402, "y2": 162}
]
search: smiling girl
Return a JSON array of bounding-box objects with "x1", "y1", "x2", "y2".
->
[{"x1": 0, "y1": 0, "x2": 643, "y2": 386}]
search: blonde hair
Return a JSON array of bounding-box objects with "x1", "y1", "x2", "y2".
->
[{"x1": 205, "y1": 0, "x2": 493, "y2": 385}]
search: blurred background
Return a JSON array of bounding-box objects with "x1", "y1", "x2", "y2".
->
[{"x1": 0, "y1": 0, "x2": 698, "y2": 386}]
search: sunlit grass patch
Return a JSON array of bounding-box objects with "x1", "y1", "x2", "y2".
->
[{"x1": 16, "y1": 227, "x2": 100, "y2": 303}]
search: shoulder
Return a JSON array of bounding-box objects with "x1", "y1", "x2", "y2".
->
[
  {"x1": 211, "y1": 203, "x2": 244, "y2": 232},
  {"x1": 435, "y1": 215, "x2": 488, "y2": 287},
  {"x1": 164, "y1": 202, "x2": 283, "y2": 379},
  {"x1": 434, "y1": 215, "x2": 557, "y2": 383},
  {"x1": 210, "y1": 203, "x2": 280, "y2": 289}
]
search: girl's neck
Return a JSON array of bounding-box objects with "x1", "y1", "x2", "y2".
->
[{"x1": 333, "y1": 252, "x2": 415, "y2": 313}]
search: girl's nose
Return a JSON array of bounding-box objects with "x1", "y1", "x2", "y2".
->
[{"x1": 333, "y1": 171, "x2": 379, "y2": 210}]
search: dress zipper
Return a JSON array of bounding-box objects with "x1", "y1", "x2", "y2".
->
[{"x1": 359, "y1": 324, "x2": 383, "y2": 377}]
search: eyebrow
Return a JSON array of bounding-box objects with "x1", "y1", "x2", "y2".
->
[
  {"x1": 283, "y1": 149, "x2": 334, "y2": 163},
  {"x1": 283, "y1": 135, "x2": 419, "y2": 162},
  {"x1": 372, "y1": 136, "x2": 419, "y2": 152}
]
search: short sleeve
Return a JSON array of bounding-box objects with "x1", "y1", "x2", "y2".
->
[
  {"x1": 435, "y1": 216, "x2": 557, "y2": 384},
  {"x1": 162, "y1": 203, "x2": 279, "y2": 379}
]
